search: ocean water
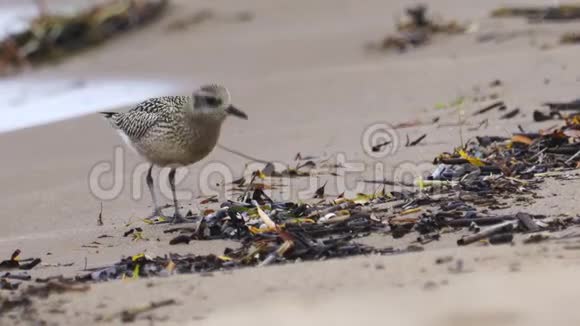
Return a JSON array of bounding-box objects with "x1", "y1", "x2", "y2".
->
[
  {"x1": 0, "y1": 77, "x2": 181, "y2": 133},
  {"x1": 0, "y1": 0, "x2": 104, "y2": 39},
  {"x1": 0, "y1": 1, "x2": 182, "y2": 134}
]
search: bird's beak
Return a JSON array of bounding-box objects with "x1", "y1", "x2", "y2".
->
[{"x1": 225, "y1": 105, "x2": 248, "y2": 120}]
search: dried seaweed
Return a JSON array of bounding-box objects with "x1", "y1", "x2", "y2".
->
[
  {"x1": 0, "y1": 0, "x2": 169, "y2": 77},
  {"x1": 473, "y1": 101, "x2": 505, "y2": 116},
  {"x1": 0, "y1": 250, "x2": 41, "y2": 271},
  {"x1": 406, "y1": 134, "x2": 427, "y2": 147},
  {"x1": 492, "y1": 4, "x2": 580, "y2": 22},
  {"x1": 561, "y1": 32, "x2": 580, "y2": 44},
  {"x1": 97, "y1": 202, "x2": 104, "y2": 226},
  {"x1": 373, "y1": 4, "x2": 467, "y2": 52},
  {"x1": 500, "y1": 108, "x2": 520, "y2": 120},
  {"x1": 3, "y1": 96, "x2": 580, "y2": 323},
  {"x1": 120, "y1": 299, "x2": 177, "y2": 322},
  {"x1": 84, "y1": 110, "x2": 580, "y2": 276}
]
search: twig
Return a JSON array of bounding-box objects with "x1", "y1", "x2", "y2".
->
[
  {"x1": 97, "y1": 202, "x2": 104, "y2": 226},
  {"x1": 313, "y1": 181, "x2": 327, "y2": 198},
  {"x1": 473, "y1": 101, "x2": 504, "y2": 116},
  {"x1": 372, "y1": 140, "x2": 392, "y2": 152},
  {"x1": 102, "y1": 299, "x2": 177, "y2": 322},
  {"x1": 500, "y1": 108, "x2": 520, "y2": 120},
  {"x1": 406, "y1": 134, "x2": 427, "y2": 147},
  {"x1": 457, "y1": 221, "x2": 516, "y2": 246},
  {"x1": 122, "y1": 299, "x2": 177, "y2": 322},
  {"x1": 565, "y1": 149, "x2": 580, "y2": 164},
  {"x1": 239, "y1": 173, "x2": 257, "y2": 202},
  {"x1": 529, "y1": 147, "x2": 547, "y2": 161},
  {"x1": 259, "y1": 241, "x2": 293, "y2": 267}
]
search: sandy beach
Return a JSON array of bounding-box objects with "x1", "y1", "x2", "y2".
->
[{"x1": 2, "y1": 0, "x2": 580, "y2": 324}]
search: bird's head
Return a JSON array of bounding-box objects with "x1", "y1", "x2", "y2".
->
[{"x1": 191, "y1": 84, "x2": 248, "y2": 120}]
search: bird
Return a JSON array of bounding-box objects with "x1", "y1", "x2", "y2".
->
[{"x1": 100, "y1": 84, "x2": 248, "y2": 223}]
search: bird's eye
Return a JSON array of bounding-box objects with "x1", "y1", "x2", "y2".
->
[{"x1": 205, "y1": 96, "x2": 222, "y2": 107}]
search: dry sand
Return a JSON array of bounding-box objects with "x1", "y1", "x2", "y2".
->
[{"x1": 1, "y1": 0, "x2": 580, "y2": 324}]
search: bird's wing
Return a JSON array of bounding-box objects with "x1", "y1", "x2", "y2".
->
[
  {"x1": 112, "y1": 97, "x2": 187, "y2": 140},
  {"x1": 127, "y1": 96, "x2": 188, "y2": 114},
  {"x1": 111, "y1": 110, "x2": 161, "y2": 140}
]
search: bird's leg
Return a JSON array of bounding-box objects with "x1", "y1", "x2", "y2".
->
[
  {"x1": 168, "y1": 168, "x2": 187, "y2": 223},
  {"x1": 146, "y1": 164, "x2": 163, "y2": 219}
]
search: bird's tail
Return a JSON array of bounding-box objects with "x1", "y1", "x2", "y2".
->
[
  {"x1": 100, "y1": 111, "x2": 121, "y2": 130},
  {"x1": 99, "y1": 111, "x2": 117, "y2": 119}
]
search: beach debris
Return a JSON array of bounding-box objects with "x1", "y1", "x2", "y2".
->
[
  {"x1": 488, "y1": 5, "x2": 580, "y2": 46},
  {"x1": 372, "y1": 140, "x2": 392, "y2": 152},
  {"x1": 111, "y1": 107, "x2": 579, "y2": 256},
  {"x1": 243, "y1": 160, "x2": 316, "y2": 179},
  {"x1": 169, "y1": 234, "x2": 192, "y2": 245},
  {"x1": 473, "y1": 101, "x2": 505, "y2": 116},
  {"x1": 0, "y1": 0, "x2": 169, "y2": 77},
  {"x1": 123, "y1": 228, "x2": 143, "y2": 237},
  {"x1": 120, "y1": 299, "x2": 177, "y2": 322},
  {"x1": 532, "y1": 99, "x2": 580, "y2": 122},
  {"x1": 1, "y1": 273, "x2": 31, "y2": 282},
  {"x1": 97, "y1": 202, "x2": 104, "y2": 226},
  {"x1": 166, "y1": 9, "x2": 253, "y2": 32},
  {"x1": 517, "y1": 213, "x2": 540, "y2": 232},
  {"x1": 468, "y1": 119, "x2": 489, "y2": 131},
  {"x1": 489, "y1": 233, "x2": 514, "y2": 245},
  {"x1": 523, "y1": 232, "x2": 551, "y2": 244},
  {"x1": 313, "y1": 182, "x2": 327, "y2": 199},
  {"x1": 457, "y1": 221, "x2": 516, "y2": 246},
  {"x1": 0, "y1": 250, "x2": 20, "y2": 270},
  {"x1": 491, "y1": 4, "x2": 580, "y2": 22},
  {"x1": 122, "y1": 227, "x2": 147, "y2": 241},
  {"x1": 78, "y1": 224, "x2": 391, "y2": 282},
  {"x1": 0, "y1": 250, "x2": 41, "y2": 271},
  {"x1": 561, "y1": 32, "x2": 580, "y2": 44},
  {"x1": 372, "y1": 4, "x2": 468, "y2": 52},
  {"x1": 261, "y1": 162, "x2": 276, "y2": 177},
  {"x1": 5, "y1": 94, "x2": 580, "y2": 322},
  {"x1": 533, "y1": 110, "x2": 560, "y2": 122},
  {"x1": 406, "y1": 134, "x2": 427, "y2": 147},
  {"x1": 500, "y1": 108, "x2": 520, "y2": 120},
  {"x1": 544, "y1": 99, "x2": 580, "y2": 112},
  {"x1": 96, "y1": 299, "x2": 177, "y2": 322},
  {"x1": 200, "y1": 195, "x2": 219, "y2": 204}
]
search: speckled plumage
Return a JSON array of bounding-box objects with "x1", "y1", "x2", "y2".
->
[
  {"x1": 104, "y1": 95, "x2": 223, "y2": 167},
  {"x1": 100, "y1": 84, "x2": 246, "y2": 223}
]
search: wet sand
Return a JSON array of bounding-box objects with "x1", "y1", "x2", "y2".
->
[{"x1": 2, "y1": 0, "x2": 580, "y2": 324}]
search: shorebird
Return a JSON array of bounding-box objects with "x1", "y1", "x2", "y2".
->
[{"x1": 101, "y1": 84, "x2": 247, "y2": 223}]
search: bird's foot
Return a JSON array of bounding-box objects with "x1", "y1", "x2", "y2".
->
[
  {"x1": 170, "y1": 211, "x2": 188, "y2": 224},
  {"x1": 144, "y1": 208, "x2": 164, "y2": 221}
]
